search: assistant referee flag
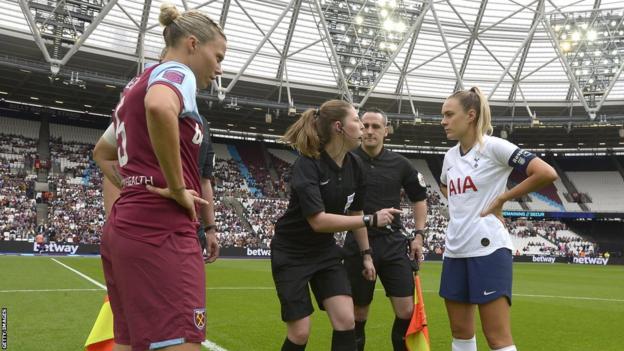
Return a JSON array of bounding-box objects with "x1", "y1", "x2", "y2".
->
[
  {"x1": 84, "y1": 295, "x2": 114, "y2": 351},
  {"x1": 405, "y1": 275, "x2": 430, "y2": 351}
]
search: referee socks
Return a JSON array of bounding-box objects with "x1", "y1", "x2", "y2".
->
[
  {"x1": 355, "y1": 320, "x2": 366, "y2": 351},
  {"x1": 391, "y1": 317, "x2": 411, "y2": 351},
  {"x1": 452, "y1": 336, "x2": 477, "y2": 351},
  {"x1": 281, "y1": 337, "x2": 306, "y2": 351},
  {"x1": 331, "y1": 329, "x2": 357, "y2": 351}
]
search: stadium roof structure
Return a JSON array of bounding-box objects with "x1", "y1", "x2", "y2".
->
[{"x1": 0, "y1": 0, "x2": 623, "y2": 151}]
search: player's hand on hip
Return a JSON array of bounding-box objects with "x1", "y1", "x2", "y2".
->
[
  {"x1": 361, "y1": 256, "x2": 376, "y2": 281},
  {"x1": 374, "y1": 208, "x2": 402, "y2": 227},
  {"x1": 204, "y1": 231, "x2": 219, "y2": 263},
  {"x1": 146, "y1": 185, "x2": 208, "y2": 221},
  {"x1": 480, "y1": 196, "x2": 505, "y2": 225}
]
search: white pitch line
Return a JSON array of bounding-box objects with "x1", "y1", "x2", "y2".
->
[
  {"x1": 51, "y1": 258, "x2": 230, "y2": 351},
  {"x1": 202, "y1": 340, "x2": 229, "y2": 351},
  {"x1": 51, "y1": 258, "x2": 107, "y2": 290},
  {"x1": 206, "y1": 287, "x2": 624, "y2": 303},
  {"x1": 513, "y1": 293, "x2": 624, "y2": 303},
  {"x1": 0, "y1": 288, "x2": 102, "y2": 293}
]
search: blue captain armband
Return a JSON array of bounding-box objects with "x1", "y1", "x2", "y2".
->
[{"x1": 508, "y1": 148, "x2": 536, "y2": 173}]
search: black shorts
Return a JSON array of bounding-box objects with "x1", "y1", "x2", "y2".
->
[
  {"x1": 344, "y1": 232, "x2": 415, "y2": 306},
  {"x1": 271, "y1": 245, "x2": 352, "y2": 322}
]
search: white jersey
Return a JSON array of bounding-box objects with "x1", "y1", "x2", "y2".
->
[{"x1": 440, "y1": 135, "x2": 534, "y2": 258}]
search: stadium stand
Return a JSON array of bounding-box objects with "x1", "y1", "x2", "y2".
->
[
  {"x1": 268, "y1": 148, "x2": 298, "y2": 164},
  {"x1": 49, "y1": 123, "x2": 102, "y2": 144},
  {"x1": 212, "y1": 143, "x2": 232, "y2": 160},
  {"x1": 0, "y1": 117, "x2": 40, "y2": 139},
  {"x1": 566, "y1": 172, "x2": 624, "y2": 212},
  {"x1": 235, "y1": 143, "x2": 277, "y2": 198},
  {"x1": 0, "y1": 119, "x2": 609, "y2": 258}
]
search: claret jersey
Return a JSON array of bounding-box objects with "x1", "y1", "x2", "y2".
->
[
  {"x1": 107, "y1": 61, "x2": 204, "y2": 245},
  {"x1": 440, "y1": 135, "x2": 536, "y2": 258}
]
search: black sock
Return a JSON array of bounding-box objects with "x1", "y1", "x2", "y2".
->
[
  {"x1": 281, "y1": 337, "x2": 306, "y2": 351},
  {"x1": 355, "y1": 320, "x2": 367, "y2": 351},
  {"x1": 332, "y1": 329, "x2": 356, "y2": 351},
  {"x1": 391, "y1": 317, "x2": 411, "y2": 351}
]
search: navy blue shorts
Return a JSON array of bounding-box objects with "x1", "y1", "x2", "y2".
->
[{"x1": 439, "y1": 248, "x2": 512, "y2": 305}]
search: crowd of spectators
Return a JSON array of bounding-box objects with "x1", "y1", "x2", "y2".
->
[
  {"x1": 0, "y1": 133, "x2": 37, "y2": 173},
  {"x1": 1, "y1": 134, "x2": 604, "y2": 257},
  {"x1": 507, "y1": 219, "x2": 599, "y2": 257},
  {"x1": 214, "y1": 199, "x2": 249, "y2": 248},
  {"x1": 240, "y1": 197, "x2": 288, "y2": 248},
  {"x1": 0, "y1": 173, "x2": 37, "y2": 241},
  {"x1": 0, "y1": 134, "x2": 37, "y2": 241},
  {"x1": 270, "y1": 155, "x2": 291, "y2": 198},
  {"x1": 45, "y1": 171, "x2": 105, "y2": 245},
  {"x1": 50, "y1": 138, "x2": 94, "y2": 177},
  {"x1": 212, "y1": 158, "x2": 252, "y2": 198}
]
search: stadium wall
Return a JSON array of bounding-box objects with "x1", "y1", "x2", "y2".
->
[{"x1": 1, "y1": 242, "x2": 621, "y2": 265}]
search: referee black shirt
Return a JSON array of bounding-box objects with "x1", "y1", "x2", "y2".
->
[
  {"x1": 353, "y1": 147, "x2": 427, "y2": 236},
  {"x1": 197, "y1": 118, "x2": 215, "y2": 179},
  {"x1": 273, "y1": 150, "x2": 366, "y2": 254}
]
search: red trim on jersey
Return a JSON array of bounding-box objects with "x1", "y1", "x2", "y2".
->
[{"x1": 149, "y1": 81, "x2": 185, "y2": 114}]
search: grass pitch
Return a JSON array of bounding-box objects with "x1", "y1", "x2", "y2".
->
[{"x1": 0, "y1": 256, "x2": 622, "y2": 350}]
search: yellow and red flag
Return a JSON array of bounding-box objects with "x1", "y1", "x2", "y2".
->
[
  {"x1": 84, "y1": 295, "x2": 114, "y2": 351},
  {"x1": 405, "y1": 275, "x2": 430, "y2": 351}
]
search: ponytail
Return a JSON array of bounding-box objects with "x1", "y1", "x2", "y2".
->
[
  {"x1": 281, "y1": 99, "x2": 353, "y2": 159},
  {"x1": 282, "y1": 109, "x2": 321, "y2": 158}
]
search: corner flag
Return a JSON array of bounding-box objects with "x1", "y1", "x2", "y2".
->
[
  {"x1": 405, "y1": 275, "x2": 430, "y2": 351},
  {"x1": 84, "y1": 295, "x2": 114, "y2": 351}
]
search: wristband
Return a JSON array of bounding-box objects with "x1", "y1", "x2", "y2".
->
[{"x1": 360, "y1": 248, "x2": 373, "y2": 257}]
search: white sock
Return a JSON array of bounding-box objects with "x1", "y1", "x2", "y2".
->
[
  {"x1": 452, "y1": 336, "x2": 477, "y2": 351},
  {"x1": 491, "y1": 346, "x2": 516, "y2": 351}
]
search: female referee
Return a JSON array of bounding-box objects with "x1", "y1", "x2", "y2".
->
[
  {"x1": 439, "y1": 87, "x2": 558, "y2": 351},
  {"x1": 99, "y1": 4, "x2": 226, "y2": 351},
  {"x1": 273, "y1": 100, "x2": 401, "y2": 351}
]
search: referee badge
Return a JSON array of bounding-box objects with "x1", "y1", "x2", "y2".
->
[
  {"x1": 417, "y1": 172, "x2": 426, "y2": 187},
  {"x1": 194, "y1": 308, "x2": 206, "y2": 330}
]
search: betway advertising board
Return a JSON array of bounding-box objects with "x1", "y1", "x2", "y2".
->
[{"x1": 0, "y1": 242, "x2": 620, "y2": 265}]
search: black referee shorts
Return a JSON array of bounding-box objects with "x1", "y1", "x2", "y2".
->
[
  {"x1": 343, "y1": 232, "x2": 415, "y2": 306},
  {"x1": 271, "y1": 245, "x2": 352, "y2": 322}
]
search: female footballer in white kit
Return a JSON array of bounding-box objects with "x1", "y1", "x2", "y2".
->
[{"x1": 438, "y1": 87, "x2": 558, "y2": 351}]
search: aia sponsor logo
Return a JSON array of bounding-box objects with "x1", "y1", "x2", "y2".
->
[{"x1": 448, "y1": 176, "x2": 478, "y2": 196}]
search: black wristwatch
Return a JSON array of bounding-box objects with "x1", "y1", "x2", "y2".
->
[
  {"x1": 362, "y1": 215, "x2": 373, "y2": 228},
  {"x1": 406, "y1": 229, "x2": 425, "y2": 241},
  {"x1": 204, "y1": 224, "x2": 217, "y2": 233},
  {"x1": 360, "y1": 248, "x2": 373, "y2": 257},
  {"x1": 412, "y1": 229, "x2": 425, "y2": 240}
]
